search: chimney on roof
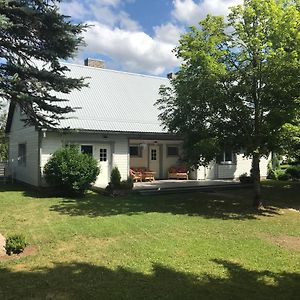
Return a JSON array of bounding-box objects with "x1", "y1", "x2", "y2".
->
[
  {"x1": 167, "y1": 72, "x2": 177, "y2": 80},
  {"x1": 84, "y1": 58, "x2": 105, "y2": 68}
]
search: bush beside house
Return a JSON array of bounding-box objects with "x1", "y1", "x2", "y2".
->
[
  {"x1": 267, "y1": 158, "x2": 300, "y2": 181},
  {"x1": 44, "y1": 146, "x2": 100, "y2": 196},
  {"x1": 105, "y1": 167, "x2": 133, "y2": 195}
]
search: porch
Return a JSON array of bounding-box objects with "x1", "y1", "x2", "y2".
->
[
  {"x1": 133, "y1": 179, "x2": 244, "y2": 195},
  {"x1": 129, "y1": 138, "x2": 184, "y2": 180}
]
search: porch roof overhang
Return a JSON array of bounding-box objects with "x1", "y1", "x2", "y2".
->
[{"x1": 40, "y1": 127, "x2": 182, "y2": 140}]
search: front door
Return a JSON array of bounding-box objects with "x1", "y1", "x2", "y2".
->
[
  {"x1": 94, "y1": 144, "x2": 111, "y2": 187},
  {"x1": 149, "y1": 145, "x2": 160, "y2": 179}
]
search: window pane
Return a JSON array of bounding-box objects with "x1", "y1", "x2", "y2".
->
[
  {"x1": 100, "y1": 148, "x2": 107, "y2": 162},
  {"x1": 225, "y1": 151, "x2": 232, "y2": 162},
  {"x1": 81, "y1": 145, "x2": 93, "y2": 156},
  {"x1": 18, "y1": 143, "x2": 26, "y2": 165},
  {"x1": 129, "y1": 146, "x2": 139, "y2": 156},
  {"x1": 167, "y1": 146, "x2": 178, "y2": 156},
  {"x1": 151, "y1": 149, "x2": 157, "y2": 161}
]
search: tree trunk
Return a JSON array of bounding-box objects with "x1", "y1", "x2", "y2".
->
[{"x1": 252, "y1": 152, "x2": 263, "y2": 209}]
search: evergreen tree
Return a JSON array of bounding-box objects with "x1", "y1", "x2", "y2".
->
[{"x1": 0, "y1": 0, "x2": 87, "y2": 127}]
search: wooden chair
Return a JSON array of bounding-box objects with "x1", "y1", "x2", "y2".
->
[
  {"x1": 130, "y1": 169, "x2": 142, "y2": 182},
  {"x1": 142, "y1": 171, "x2": 155, "y2": 182}
]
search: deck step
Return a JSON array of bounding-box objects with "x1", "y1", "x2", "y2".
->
[{"x1": 135, "y1": 183, "x2": 251, "y2": 196}]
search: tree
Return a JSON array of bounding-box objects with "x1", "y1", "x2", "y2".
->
[
  {"x1": 0, "y1": 0, "x2": 87, "y2": 127},
  {"x1": 156, "y1": 0, "x2": 300, "y2": 208},
  {"x1": 279, "y1": 120, "x2": 300, "y2": 161}
]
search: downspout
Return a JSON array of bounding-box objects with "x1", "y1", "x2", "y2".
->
[
  {"x1": 37, "y1": 129, "x2": 42, "y2": 187},
  {"x1": 38, "y1": 128, "x2": 47, "y2": 187}
]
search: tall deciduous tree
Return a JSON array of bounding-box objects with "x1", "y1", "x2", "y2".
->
[
  {"x1": 156, "y1": 0, "x2": 300, "y2": 208},
  {"x1": 0, "y1": 0, "x2": 87, "y2": 127}
]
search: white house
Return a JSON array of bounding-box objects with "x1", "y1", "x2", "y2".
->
[{"x1": 5, "y1": 59, "x2": 269, "y2": 187}]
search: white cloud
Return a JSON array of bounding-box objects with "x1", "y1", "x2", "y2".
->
[
  {"x1": 60, "y1": 0, "x2": 140, "y2": 31},
  {"x1": 81, "y1": 22, "x2": 179, "y2": 75},
  {"x1": 60, "y1": 1, "x2": 88, "y2": 20},
  {"x1": 172, "y1": 0, "x2": 243, "y2": 25},
  {"x1": 154, "y1": 23, "x2": 184, "y2": 45}
]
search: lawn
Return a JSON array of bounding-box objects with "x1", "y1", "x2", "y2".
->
[{"x1": 0, "y1": 181, "x2": 299, "y2": 299}]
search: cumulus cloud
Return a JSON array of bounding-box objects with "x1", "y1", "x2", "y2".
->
[
  {"x1": 60, "y1": 0, "x2": 245, "y2": 75},
  {"x1": 172, "y1": 0, "x2": 243, "y2": 25},
  {"x1": 154, "y1": 23, "x2": 184, "y2": 45},
  {"x1": 82, "y1": 22, "x2": 179, "y2": 75},
  {"x1": 60, "y1": 0, "x2": 140, "y2": 31}
]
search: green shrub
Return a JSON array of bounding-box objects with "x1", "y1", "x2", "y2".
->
[
  {"x1": 5, "y1": 234, "x2": 27, "y2": 255},
  {"x1": 110, "y1": 167, "x2": 121, "y2": 188},
  {"x1": 239, "y1": 173, "x2": 254, "y2": 184},
  {"x1": 44, "y1": 146, "x2": 100, "y2": 195},
  {"x1": 285, "y1": 166, "x2": 300, "y2": 180},
  {"x1": 277, "y1": 172, "x2": 291, "y2": 181},
  {"x1": 120, "y1": 176, "x2": 134, "y2": 190}
]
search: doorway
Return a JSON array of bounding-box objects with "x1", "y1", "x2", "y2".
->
[{"x1": 149, "y1": 145, "x2": 160, "y2": 179}]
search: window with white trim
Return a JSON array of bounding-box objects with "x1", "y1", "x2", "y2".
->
[
  {"x1": 167, "y1": 146, "x2": 179, "y2": 156},
  {"x1": 217, "y1": 151, "x2": 236, "y2": 164},
  {"x1": 129, "y1": 145, "x2": 142, "y2": 157},
  {"x1": 81, "y1": 145, "x2": 93, "y2": 156},
  {"x1": 151, "y1": 149, "x2": 157, "y2": 161},
  {"x1": 18, "y1": 143, "x2": 26, "y2": 166},
  {"x1": 100, "y1": 148, "x2": 107, "y2": 162}
]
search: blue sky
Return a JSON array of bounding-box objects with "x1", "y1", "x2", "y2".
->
[{"x1": 60, "y1": 0, "x2": 242, "y2": 76}]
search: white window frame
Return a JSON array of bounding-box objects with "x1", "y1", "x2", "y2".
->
[
  {"x1": 129, "y1": 145, "x2": 142, "y2": 157},
  {"x1": 218, "y1": 151, "x2": 236, "y2": 165},
  {"x1": 167, "y1": 145, "x2": 179, "y2": 157},
  {"x1": 18, "y1": 143, "x2": 26, "y2": 166}
]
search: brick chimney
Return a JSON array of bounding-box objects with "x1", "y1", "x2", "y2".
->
[
  {"x1": 167, "y1": 72, "x2": 177, "y2": 79},
  {"x1": 84, "y1": 58, "x2": 105, "y2": 68}
]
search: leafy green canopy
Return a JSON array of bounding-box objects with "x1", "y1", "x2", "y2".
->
[
  {"x1": 157, "y1": 0, "x2": 300, "y2": 167},
  {"x1": 0, "y1": 0, "x2": 87, "y2": 127}
]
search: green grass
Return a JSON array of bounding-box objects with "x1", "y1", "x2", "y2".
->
[{"x1": 0, "y1": 181, "x2": 299, "y2": 299}]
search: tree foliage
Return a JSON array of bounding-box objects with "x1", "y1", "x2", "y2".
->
[
  {"x1": 156, "y1": 0, "x2": 300, "y2": 207},
  {"x1": 0, "y1": 0, "x2": 87, "y2": 127}
]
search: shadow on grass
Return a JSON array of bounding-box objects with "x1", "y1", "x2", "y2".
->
[
  {"x1": 0, "y1": 183, "x2": 62, "y2": 199},
  {"x1": 1, "y1": 182, "x2": 299, "y2": 220},
  {"x1": 0, "y1": 260, "x2": 299, "y2": 299},
  {"x1": 49, "y1": 191, "x2": 283, "y2": 220}
]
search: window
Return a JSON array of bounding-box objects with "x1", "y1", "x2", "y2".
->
[
  {"x1": 18, "y1": 143, "x2": 26, "y2": 166},
  {"x1": 167, "y1": 146, "x2": 179, "y2": 156},
  {"x1": 81, "y1": 145, "x2": 93, "y2": 156},
  {"x1": 100, "y1": 148, "x2": 107, "y2": 162},
  {"x1": 151, "y1": 149, "x2": 157, "y2": 161},
  {"x1": 129, "y1": 145, "x2": 142, "y2": 157},
  {"x1": 217, "y1": 151, "x2": 236, "y2": 164}
]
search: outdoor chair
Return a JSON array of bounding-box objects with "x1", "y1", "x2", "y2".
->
[{"x1": 130, "y1": 169, "x2": 143, "y2": 182}]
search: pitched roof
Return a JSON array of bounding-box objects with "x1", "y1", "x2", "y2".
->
[{"x1": 56, "y1": 63, "x2": 170, "y2": 133}]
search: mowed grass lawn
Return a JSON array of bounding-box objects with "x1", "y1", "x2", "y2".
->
[{"x1": 0, "y1": 181, "x2": 299, "y2": 299}]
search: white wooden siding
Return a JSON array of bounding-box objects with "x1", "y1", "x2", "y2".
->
[
  {"x1": 112, "y1": 136, "x2": 129, "y2": 181},
  {"x1": 195, "y1": 154, "x2": 270, "y2": 180},
  {"x1": 8, "y1": 105, "x2": 39, "y2": 186},
  {"x1": 40, "y1": 131, "x2": 129, "y2": 187}
]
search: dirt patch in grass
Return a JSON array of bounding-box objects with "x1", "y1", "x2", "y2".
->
[
  {"x1": 265, "y1": 235, "x2": 300, "y2": 251},
  {"x1": 0, "y1": 245, "x2": 38, "y2": 261}
]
